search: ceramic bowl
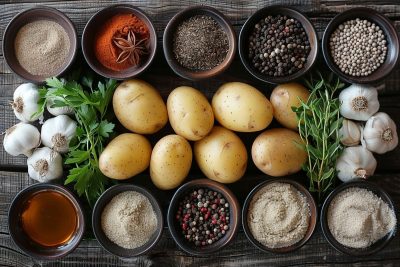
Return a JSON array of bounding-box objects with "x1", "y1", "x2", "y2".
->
[
  {"x1": 322, "y1": 7, "x2": 399, "y2": 83},
  {"x1": 3, "y1": 6, "x2": 77, "y2": 83},
  {"x1": 163, "y1": 5, "x2": 236, "y2": 80}
]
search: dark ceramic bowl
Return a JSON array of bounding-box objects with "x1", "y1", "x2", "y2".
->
[
  {"x1": 167, "y1": 179, "x2": 240, "y2": 255},
  {"x1": 8, "y1": 183, "x2": 85, "y2": 260},
  {"x1": 320, "y1": 179, "x2": 397, "y2": 256},
  {"x1": 82, "y1": 4, "x2": 157, "y2": 79},
  {"x1": 163, "y1": 6, "x2": 236, "y2": 80},
  {"x1": 239, "y1": 6, "x2": 318, "y2": 84},
  {"x1": 242, "y1": 179, "x2": 317, "y2": 253},
  {"x1": 3, "y1": 6, "x2": 77, "y2": 83},
  {"x1": 92, "y1": 184, "x2": 163, "y2": 258},
  {"x1": 322, "y1": 7, "x2": 399, "y2": 84}
]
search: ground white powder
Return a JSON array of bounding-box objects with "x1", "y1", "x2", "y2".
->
[
  {"x1": 247, "y1": 182, "x2": 310, "y2": 248},
  {"x1": 101, "y1": 191, "x2": 158, "y2": 249},
  {"x1": 327, "y1": 187, "x2": 396, "y2": 248}
]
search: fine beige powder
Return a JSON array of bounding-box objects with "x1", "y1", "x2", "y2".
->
[
  {"x1": 14, "y1": 20, "x2": 70, "y2": 76},
  {"x1": 101, "y1": 191, "x2": 158, "y2": 249},
  {"x1": 327, "y1": 187, "x2": 396, "y2": 248},
  {"x1": 247, "y1": 182, "x2": 310, "y2": 248}
]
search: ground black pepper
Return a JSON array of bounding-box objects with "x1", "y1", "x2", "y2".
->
[
  {"x1": 247, "y1": 15, "x2": 310, "y2": 77},
  {"x1": 173, "y1": 15, "x2": 229, "y2": 71}
]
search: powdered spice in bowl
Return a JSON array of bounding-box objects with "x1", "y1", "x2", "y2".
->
[{"x1": 82, "y1": 5, "x2": 157, "y2": 79}]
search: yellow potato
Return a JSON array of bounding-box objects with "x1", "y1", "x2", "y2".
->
[
  {"x1": 270, "y1": 83, "x2": 310, "y2": 130},
  {"x1": 113, "y1": 79, "x2": 168, "y2": 134},
  {"x1": 150, "y1": 135, "x2": 192, "y2": 190},
  {"x1": 212, "y1": 82, "x2": 273, "y2": 132},
  {"x1": 99, "y1": 133, "x2": 151, "y2": 180},
  {"x1": 167, "y1": 86, "x2": 214, "y2": 141},
  {"x1": 194, "y1": 126, "x2": 247, "y2": 183},
  {"x1": 252, "y1": 128, "x2": 307, "y2": 177}
]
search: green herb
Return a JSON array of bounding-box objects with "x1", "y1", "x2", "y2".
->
[
  {"x1": 293, "y1": 73, "x2": 345, "y2": 199},
  {"x1": 37, "y1": 76, "x2": 118, "y2": 205}
]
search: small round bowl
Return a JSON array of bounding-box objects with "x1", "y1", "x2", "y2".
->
[
  {"x1": 163, "y1": 6, "x2": 236, "y2": 80},
  {"x1": 167, "y1": 179, "x2": 240, "y2": 255},
  {"x1": 242, "y1": 179, "x2": 317, "y2": 253},
  {"x1": 3, "y1": 6, "x2": 77, "y2": 83},
  {"x1": 82, "y1": 4, "x2": 157, "y2": 80},
  {"x1": 8, "y1": 183, "x2": 85, "y2": 260},
  {"x1": 320, "y1": 179, "x2": 397, "y2": 256},
  {"x1": 92, "y1": 184, "x2": 163, "y2": 258},
  {"x1": 322, "y1": 7, "x2": 399, "y2": 84},
  {"x1": 239, "y1": 6, "x2": 318, "y2": 84}
]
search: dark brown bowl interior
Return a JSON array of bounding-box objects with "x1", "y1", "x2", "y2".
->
[
  {"x1": 320, "y1": 179, "x2": 397, "y2": 256},
  {"x1": 167, "y1": 179, "x2": 240, "y2": 255},
  {"x1": 238, "y1": 6, "x2": 318, "y2": 84},
  {"x1": 8, "y1": 183, "x2": 85, "y2": 260},
  {"x1": 2, "y1": 6, "x2": 77, "y2": 83},
  {"x1": 242, "y1": 179, "x2": 317, "y2": 253},
  {"x1": 163, "y1": 6, "x2": 236, "y2": 81},
  {"x1": 322, "y1": 7, "x2": 399, "y2": 84},
  {"x1": 82, "y1": 4, "x2": 157, "y2": 80},
  {"x1": 92, "y1": 184, "x2": 164, "y2": 258}
]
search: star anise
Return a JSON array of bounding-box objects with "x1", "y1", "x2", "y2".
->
[{"x1": 112, "y1": 30, "x2": 148, "y2": 66}]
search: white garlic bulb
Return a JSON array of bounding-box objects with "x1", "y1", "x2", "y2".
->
[
  {"x1": 3, "y1": 123, "x2": 40, "y2": 157},
  {"x1": 336, "y1": 146, "x2": 377, "y2": 182},
  {"x1": 41, "y1": 115, "x2": 77, "y2": 153},
  {"x1": 27, "y1": 147, "x2": 63, "y2": 182},
  {"x1": 362, "y1": 112, "x2": 398, "y2": 154},
  {"x1": 339, "y1": 119, "x2": 362, "y2": 146},
  {"x1": 339, "y1": 84, "x2": 379, "y2": 121},
  {"x1": 46, "y1": 95, "x2": 74, "y2": 116},
  {"x1": 11, "y1": 83, "x2": 43, "y2": 122}
]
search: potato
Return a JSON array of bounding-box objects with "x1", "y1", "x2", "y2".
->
[
  {"x1": 212, "y1": 82, "x2": 273, "y2": 132},
  {"x1": 150, "y1": 135, "x2": 192, "y2": 190},
  {"x1": 251, "y1": 128, "x2": 307, "y2": 177},
  {"x1": 99, "y1": 133, "x2": 151, "y2": 180},
  {"x1": 194, "y1": 126, "x2": 247, "y2": 183},
  {"x1": 270, "y1": 83, "x2": 310, "y2": 130},
  {"x1": 113, "y1": 79, "x2": 168, "y2": 134},
  {"x1": 167, "y1": 86, "x2": 214, "y2": 141}
]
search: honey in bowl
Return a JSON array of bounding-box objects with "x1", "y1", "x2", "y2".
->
[{"x1": 20, "y1": 190, "x2": 78, "y2": 247}]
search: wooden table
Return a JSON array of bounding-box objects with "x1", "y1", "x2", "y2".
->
[{"x1": 1, "y1": 0, "x2": 400, "y2": 266}]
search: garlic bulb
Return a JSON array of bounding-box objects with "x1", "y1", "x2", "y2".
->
[
  {"x1": 339, "y1": 119, "x2": 362, "y2": 146},
  {"x1": 41, "y1": 115, "x2": 77, "y2": 153},
  {"x1": 27, "y1": 147, "x2": 63, "y2": 182},
  {"x1": 11, "y1": 83, "x2": 43, "y2": 122},
  {"x1": 46, "y1": 92, "x2": 74, "y2": 116},
  {"x1": 339, "y1": 84, "x2": 379, "y2": 121},
  {"x1": 362, "y1": 112, "x2": 398, "y2": 154},
  {"x1": 3, "y1": 123, "x2": 40, "y2": 157},
  {"x1": 336, "y1": 146, "x2": 377, "y2": 182}
]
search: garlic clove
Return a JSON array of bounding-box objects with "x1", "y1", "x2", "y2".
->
[
  {"x1": 3, "y1": 122, "x2": 40, "y2": 157},
  {"x1": 46, "y1": 93, "x2": 74, "y2": 116},
  {"x1": 27, "y1": 147, "x2": 63, "y2": 182},
  {"x1": 363, "y1": 112, "x2": 398, "y2": 154},
  {"x1": 339, "y1": 119, "x2": 361, "y2": 146},
  {"x1": 12, "y1": 83, "x2": 43, "y2": 122},
  {"x1": 41, "y1": 115, "x2": 77, "y2": 153}
]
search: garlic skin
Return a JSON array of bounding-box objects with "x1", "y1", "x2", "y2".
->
[
  {"x1": 336, "y1": 146, "x2": 377, "y2": 182},
  {"x1": 27, "y1": 147, "x2": 63, "y2": 182},
  {"x1": 3, "y1": 123, "x2": 40, "y2": 157},
  {"x1": 46, "y1": 91, "x2": 74, "y2": 116},
  {"x1": 339, "y1": 119, "x2": 362, "y2": 146},
  {"x1": 339, "y1": 84, "x2": 379, "y2": 121},
  {"x1": 12, "y1": 83, "x2": 43, "y2": 122},
  {"x1": 362, "y1": 112, "x2": 398, "y2": 154},
  {"x1": 41, "y1": 115, "x2": 77, "y2": 153}
]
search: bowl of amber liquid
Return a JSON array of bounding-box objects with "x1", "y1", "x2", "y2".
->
[{"x1": 8, "y1": 183, "x2": 85, "y2": 259}]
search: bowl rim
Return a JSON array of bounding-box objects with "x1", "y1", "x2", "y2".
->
[
  {"x1": 81, "y1": 4, "x2": 157, "y2": 80},
  {"x1": 320, "y1": 179, "x2": 397, "y2": 256},
  {"x1": 2, "y1": 6, "x2": 78, "y2": 84},
  {"x1": 167, "y1": 178, "x2": 240, "y2": 255},
  {"x1": 8, "y1": 183, "x2": 85, "y2": 260},
  {"x1": 92, "y1": 183, "x2": 164, "y2": 258},
  {"x1": 321, "y1": 7, "x2": 400, "y2": 84},
  {"x1": 238, "y1": 5, "x2": 319, "y2": 84},
  {"x1": 162, "y1": 5, "x2": 237, "y2": 81},
  {"x1": 241, "y1": 178, "x2": 318, "y2": 254}
]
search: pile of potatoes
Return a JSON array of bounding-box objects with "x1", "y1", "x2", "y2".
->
[{"x1": 99, "y1": 79, "x2": 310, "y2": 190}]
